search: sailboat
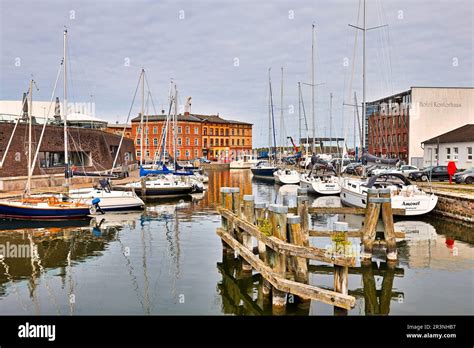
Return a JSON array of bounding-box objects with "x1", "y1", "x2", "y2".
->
[
  {"x1": 339, "y1": 1, "x2": 438, "y2": 215},
  {"x1": 272, "y1": 68, "x2": 300, "y2": 185},
  {"x1": 251, "y1": 68, "x2": 277, "y2": 181},
  {"x1": 0, "y1": 78, "x2": 91, "y2": 220},
  {"x1": 51, "y1": 29, "x2": 144, "y2": 212},
  {"x1": 300, "y1": 165, "x2": 341, "y2": 195},
  {"x1": 119, "y1": 74, "x2": 196, "y2": 198}
]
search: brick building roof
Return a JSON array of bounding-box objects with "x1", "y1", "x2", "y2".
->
[
  {"x1": 422, "y1": 124, "x2": 474, "y2": 144},
  {"x1": 131, "y1": 113, "x2": 252, "y2": 125}
]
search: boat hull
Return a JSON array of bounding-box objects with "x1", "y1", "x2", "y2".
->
[
  {"x1": 69, "y1": 189, "x2": 145, "y2": 212},
  {"x1": 0, "y1": 202, "x2": 91, "y2": 220},
  {"x1": 251, "y1": 167, "x2": 276, "y2": 180},
  {"x1": 300, "y1": 178, "x2": 341, "y2": 195},
  {"x1": 127, "y1": 186, "x2": 194, "y2": 198},
  {"x1": 340, "y1": 187, "x2": 438, "y2": 216},
  {"x1": 274, "y1": 173, "x2": 300, "y2": 185}
]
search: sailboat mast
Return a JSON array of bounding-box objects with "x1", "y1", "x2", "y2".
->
[
  {"x1": 140, "y1": 69, "x2": 145, "y2": 166},
  {"x1": 362, "y1": 0, "x2": 366, "y2": 151},
  {"x1": 298, "y1": 82, "x2": 301, "y2": 153},
  {"x1": 311, "y1": 24, "x2": 316, "y2": 154},
  {"x1": 353, "y1": 91, "x2": 357, "y2": 151},
  {"x1": 26, "y1": 79, "x2": 33, "y2": 196},
  {"x1": 268, "y1": 68, "x2": 272, "y2": 162},
  {"x1": 63, "y1": 29, "x2": 69, "y2": 191},
  {"x1": 329, "y1": 92, "x2": 333, "y2": 157},
  {"x1": 173, "y1": 86, "x2": 178, "y2": 168}
]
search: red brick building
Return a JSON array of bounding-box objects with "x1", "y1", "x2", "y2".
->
[
  {"x1": 131, "y1": 112, "x2": 252, "y2": 162},
  {"x1": 367, "y1": 90, "x2": 410, "y2": 162}
]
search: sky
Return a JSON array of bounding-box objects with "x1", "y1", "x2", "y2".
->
[{"x1": 0, "y1": 0, "x2": 473, "y2": 148}]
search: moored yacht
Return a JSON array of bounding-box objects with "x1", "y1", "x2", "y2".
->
[
  {"x1": 69, "y1": 186, "x2": 144, "y2": 212},
  {"x1": 273, "y1": 168, "x2": 300, "y2": 185},
  {"x1": 300, "y1": 167, "x2": 341, "y2": 195},
  {"x1": 230, "y1": 154, "x2": 259, "y2": 169},
  {"x1": 251, "y1": 161, "x2": 277, "y2": 181},
  {"x1": 122, "y1": 174, "x2": 195, "y2": 198},
  {"x1": 340, "y1": 173, "x2": 438, "y2": 216}
]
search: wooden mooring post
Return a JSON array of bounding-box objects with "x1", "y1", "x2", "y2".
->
[
  {"x1": 333, "y1": 221, "x2": 349, "y2": 316},
  {"x1": 268, "y1": 204, "x2": 289, "y2": 315}
]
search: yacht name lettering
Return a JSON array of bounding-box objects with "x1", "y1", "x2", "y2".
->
[{"x1": 402, "y1": 201, "x2": 421, "y2": 207}]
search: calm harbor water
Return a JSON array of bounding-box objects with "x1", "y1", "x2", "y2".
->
[{"x1": 0, "y1": 170, "x2": 472, "y2": 315}]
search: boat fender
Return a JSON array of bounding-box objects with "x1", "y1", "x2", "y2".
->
[{"x1": 90, "y1": 198, "x2": 105, "y2": 215}]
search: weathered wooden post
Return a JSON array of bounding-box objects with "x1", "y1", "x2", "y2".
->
[
  {"x1": 255, "y1": 202, "x2": 271, "y2": 304},
  {"x1": 333, "y1": 221, "x2": 349, "y2": 315},
  {"x1": 220, "y1": 187, "x2": 234, "y2": 258},
  {"x1": 379, "y1": 262, "x2": 396, "y2": 315},
  {"x1": 287, "y1": 214, "x2": 310, "y2": 307},
  {"x1": 379, "y1": 188, "x2": 398, "y2": 261},
  {"x1": 240, "y1": 195, "x2": 255, "y2": 272},
  {"x1": 296, "y1": 194, "x2": 309, "y2": 248},
  {"x1": 230, "y1": 187, "x2": 241, "y2": 216},
  {"x1": 361, "y1": 188, "x2": 381, "y2": 260},
  {"x1": 361, "y1": 260, "x2": 378, "y2": 315},
  {"x1": 268, "y1": 204, "x2": 288, "y2": 314},
  {"x1": 140, "y1": 178, "x2": 147, "y2": 199}
]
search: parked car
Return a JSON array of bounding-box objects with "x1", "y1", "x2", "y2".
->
[
  {"x1": 453, "y1": 168, "x2": 474, "y2": 184},
  {"x1": 397, "y1": 165, "x2": 419, "y2": 177},
  {"x1": 408, "y1": 166, "x2": 452, "y2": 182},
  {"x1": 369, "y1": 166, "x2": 393, "y2": 176}
]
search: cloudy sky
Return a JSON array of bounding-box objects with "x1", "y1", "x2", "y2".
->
[{"x1": 1, "y1": 0, "x2": 472, "y2": 148}]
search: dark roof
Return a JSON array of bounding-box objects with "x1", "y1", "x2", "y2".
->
[
  {"x1": 131, "y1": 113, "x2": 252, "y2": 125},
  {"x1": 422, "y1": 124, "x2": 474, "y2": 145},
  {"x1": 131, "y1": 114, "x2": 202, "y2": 123},
  {"x1": 193, "y1": 114, "x2": 252, "y2": 125}
]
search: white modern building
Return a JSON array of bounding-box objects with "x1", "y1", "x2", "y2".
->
[
  {"x1": 422, "y1": 124, "x2": 474, "y2": 169},
  {"x1": 409, "y1": 87, "x2": 474, "y2": 167},
  {"x1": 366, "y1": 87, "x2": 474, "y2": 168}
]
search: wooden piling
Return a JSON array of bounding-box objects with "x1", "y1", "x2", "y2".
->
[
  {"x1": 333, "y1": 221, "x2": 349, "y2": 316},
  {"x1": 241, "y1": 195, "x2": 255, "y2": 272},
  {"x1": 362, "y1": 189, "x2": 381, "y2": 260},
  {"x1": 254, "y1": 202, "x2": 271, "y2": 300},
  {"x1": 268, "y1": 204, "x2": 288, "y2": 314},
  {"x1": 220, "y1": 187, "x2": 235, "y2": 257},
  {"x1": 288, "y1": 215, "x2": 310, "y2": 306},
  {"x1": 140, "y1": 178, "x2": 147, "y2": 199},
  {"x1": 379, "y1": 188, "x2": 398, "y2": 261}
]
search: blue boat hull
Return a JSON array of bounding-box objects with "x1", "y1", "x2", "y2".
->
[
  {"x1": 0, "y1": 203, "x2": 91, "y2": 220},
  {"x1": 251, "y1": 167, "x2": 276, "y2": 180}
]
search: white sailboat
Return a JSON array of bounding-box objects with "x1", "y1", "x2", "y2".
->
[
  {"x1": 340, "y1": 173, "x2": 438, "y2": 216},
  {"x1": 273, "y1": 168, "x2": 300, "y2": 185},
  {"x1": 300, "y1": 168, "x2": 341, "y2": 195},
  {"x1": 251, "y1": 68, "x2": 277, "y2": 181},
  {"x1": 339, "y1": 0, "x2": 438, "y2": 216},
  {"x1": 120, "y1": 76, "x2": 195, "y2": 198},
  {"x1": 57, "y1": 30, "x2": 144, "y2": 212},
  {"x1": 230, "y1": 154, "x2": 258, "y2": 169}
]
